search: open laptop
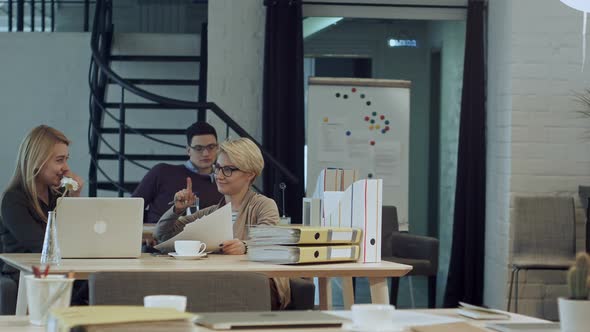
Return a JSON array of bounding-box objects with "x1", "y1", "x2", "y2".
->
[
  {"x1": 56, "y1": 197, "x2": 144, "y2": 258},
  {"x1": 193, "y1": 311, "x2": 348, "y2": 330}
]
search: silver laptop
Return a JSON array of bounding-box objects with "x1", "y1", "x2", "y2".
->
[
  {"x1": 193, "y1": 311, "x2": 348, "y2": 330},
  {"x1": 56, "y1": 197, "x2": 144, "y2": 258}
]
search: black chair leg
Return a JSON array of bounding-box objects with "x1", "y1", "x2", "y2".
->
[
  {"x1": 427, "y1": 275, "x2": 437, "y2": 308},
  {"x1": 389, "y1": 277, "x2": 399, "y2": 306},
  {"x1": 507, "y1": 267, "x2": 516, "y2": 312},
  {"x1": 514, "y1": 268, "x2": 520, "y2": 313}
]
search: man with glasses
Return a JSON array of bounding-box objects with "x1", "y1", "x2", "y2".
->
[{"x1": 132, "y1": 122, "x2": 223, "y2": 224}]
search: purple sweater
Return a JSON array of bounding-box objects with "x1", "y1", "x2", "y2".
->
[{"x1": 132, "y1": 163, "x2": 223, "y2": 224}]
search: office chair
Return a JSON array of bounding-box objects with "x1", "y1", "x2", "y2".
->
[
  {"x1": 381, "y1": 205, "x2": 439, "y2": 308},
  {"x1": 90, "y1": 271, "x2": 271, "y2": 312},
  {"x1": 507, "y1": 196, "x2": 576, "y2": 313}
]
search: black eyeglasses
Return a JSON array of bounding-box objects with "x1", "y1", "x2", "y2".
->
[
  {"x1": 213, "y1": 163, "x2": 241, "y2": 177},
  {"x1": 189, "y1": 143, "x2": 218, "y2": 153}
]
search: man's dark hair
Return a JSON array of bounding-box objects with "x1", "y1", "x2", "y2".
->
[{"x1": 186, "y1": 121, "x2": 218, "y2": 144}]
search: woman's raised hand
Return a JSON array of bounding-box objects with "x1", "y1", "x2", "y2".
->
[{"x1": 173, "y1": 177, "x2": 197, "y2": 215}]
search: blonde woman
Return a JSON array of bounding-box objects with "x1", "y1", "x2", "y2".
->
[
  {"x1": 0, "y1": 125, "x2": 83, "y2": 278},
  {"x1": 156, "y1": 137, "x2": 291, "y2": 309}
]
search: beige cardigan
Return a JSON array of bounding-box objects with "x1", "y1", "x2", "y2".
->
[{"x1": 155, "y1": 190, "x2": 291, "y2": 309}]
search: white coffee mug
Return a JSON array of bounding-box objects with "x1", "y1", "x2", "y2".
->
[
  {"x1": 144, "y1": 295, "x2": 187, "y2": 312},
  {"x1": 174, "y1": 240, "x2": 206, "y2": 256},
  {"x1": 351, "y1": 304, "x2": 396, "y2": 331}
]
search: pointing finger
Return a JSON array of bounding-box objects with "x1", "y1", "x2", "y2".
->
[{"x1": 186, "y1": 177, "x2": 193, "y2": 193}]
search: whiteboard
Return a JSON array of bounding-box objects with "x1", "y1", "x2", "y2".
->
[{"x1": 306, "y1": 77, "x2": 410, "y2": 225}]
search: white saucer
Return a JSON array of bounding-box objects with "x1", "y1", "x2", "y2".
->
[
  {"x1": 168, "y1": 252, "x2": 207, "y2": 260},
  {"x1": 342, "y1": 323, "x2": 402, "y2": 332}
]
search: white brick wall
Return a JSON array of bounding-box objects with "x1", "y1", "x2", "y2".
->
[{"x1": 485, "y1": 0, "x2": 590, "y2": 319}]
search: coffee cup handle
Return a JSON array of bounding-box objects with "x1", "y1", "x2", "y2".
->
[{"x1": 197, "y1": 243, "x2": 207, "y2": 255}]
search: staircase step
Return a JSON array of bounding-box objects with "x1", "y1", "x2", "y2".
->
[
  {"x1": 110, "y1": 55, "x2": 201, "y2": 62},
  {"x1": 97, "y1": 154, "x2": 187, "y2": 161},
  {"x1": 100, "y1": 128, "x2": 185, "y2": 135},
  {"x1": 109, "y1": 78, "x2": 200, "y2": 86},
  {"x1": 104, "y1": 102, "x2": 199, "y2": 110},
  {"x1": 96, "y1": 182, "x2": 139, "y2": 192}
]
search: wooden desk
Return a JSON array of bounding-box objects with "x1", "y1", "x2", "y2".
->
[
  {"x1": 0, "y1": 309, "x2": 551, "y2": 332},
  {"x1": 0, "y1": 253, "x2": 412, "y2": 315}
]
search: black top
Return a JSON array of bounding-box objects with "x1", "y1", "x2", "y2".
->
[{"x1": 0, "y1": 185, "x2": 58, "y2": 275}]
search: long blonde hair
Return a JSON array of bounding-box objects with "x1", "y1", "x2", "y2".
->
[{"x1": 5, "y1": 125, "x2": 70, "y2": 222}]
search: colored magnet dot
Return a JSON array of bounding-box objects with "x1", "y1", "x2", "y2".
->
[
  {"x1": 375, "y1": 124, "x2": 381, "y2": 129},
  {"x1": 385, "y1": 120, "x2": 390, "y2": 125},
  {"x1": 346, "y1": 131, "x2": 351, "y2": 136},
  {"x1": 385, "y1": 126, "x2": 390, "y2": 131},
  {"x1": 370, "y1": 119, "x2": 375, "y2": 124},
  {"x1": 367, "y1": 101, "x2": 372, "y2": 106},
  {"x1": 369, "y1": 125, "x2": 374, "y2": 130},
  {"x1": 360, "y1": 94, "x2": 365, "y2": 99},
  {"x1": 335, "y1": 93, "x2": 341, "y2": 98},
  {"x1": 351, "y1": 88, "x2": 357, "y2": 93},
  {"x1": 343, "y1": 94, "x2": 348, "y2": 99},
  {"x1": 380, "y1": 115, "x2": 385, "y2": 120},
  {"x1": 368, "y1": 173, "x2": 373, "y2": 178},
  {"x1": 381, "y1": 129, "x2": 387, "y2": 134},
  {"x1": 323, "y1": 117, "x2": 329, "y2": 122},
  {"x1": 370, "y1": 140, "x2": 375, "y2": 146},
  {"x1": 364, "y1": 116, "x2": 370, "y2": 121},
  {"x1": 372, "y1": 111, "x2": 377, "y2": 116}
]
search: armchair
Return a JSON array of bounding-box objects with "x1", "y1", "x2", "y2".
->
[{"x1": 381, "y1": 205, "x2": 439, "y2": 308}]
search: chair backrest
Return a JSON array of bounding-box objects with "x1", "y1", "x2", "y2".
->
[
  {"x1": 89, "y1": 271, "x2": 271, "y2": 312},
  {"x1": 511, "y1": 195, "x2": 576, "y2": 262},
  {"x1": 381, "y1": 205, "x2": 399, "y2": 256}
]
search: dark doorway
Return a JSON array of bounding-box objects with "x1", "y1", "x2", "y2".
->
[{"x1": 314, "y1": 57, "x2": 372, "y2": 78}]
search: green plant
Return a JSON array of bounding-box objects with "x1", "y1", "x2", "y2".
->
[{"x1": 567, "y1": 252, "x2": 590, "y2": 300}]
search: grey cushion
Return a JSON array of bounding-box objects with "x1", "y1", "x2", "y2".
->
[
  {"x1": 511, "y1": 196, "x2": 576, "y2": 267},
  {"x1": 89, "y1": 271, "x2": 271, "y2": 312}
]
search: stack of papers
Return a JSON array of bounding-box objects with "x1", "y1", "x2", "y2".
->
[
  {"x1": 48, "y1": 306, "x2": 194, "y2": 332},
  {"x1": 247, "y1": 225, "x2": 362, "y2": 245},
  {"x1": 458, "y1": 302, "x2": 511, "y2": 320},
  {"x1": 247, "y1": 244, "x2": 359, "y2": 264}
]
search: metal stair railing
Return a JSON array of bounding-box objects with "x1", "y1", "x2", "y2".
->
[{"x1": 89, "y1": 0, "x2": 298, "y2": 197}]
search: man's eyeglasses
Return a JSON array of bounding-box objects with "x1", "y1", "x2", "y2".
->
[
  {"x1": 189, "y1": 143, "x2": 218, "y2": 153},
  {"x1": 213, "y1": 163, "x2": 241, "y2": 177}
]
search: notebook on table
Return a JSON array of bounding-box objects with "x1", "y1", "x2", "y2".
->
[
  {"x1": 193, "y1": 311, "x2": 348, "y2": 330},
  {"x1": 56, "y1": 197, "x2": 144, "y2": 258},
  {"x1": 486, "y1": 322, "x2": 561, "y2": 332}
]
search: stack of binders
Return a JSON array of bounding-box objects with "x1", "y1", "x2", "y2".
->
[{"x1": 246, "y1": 225, "x2": 362, "y2": 264}]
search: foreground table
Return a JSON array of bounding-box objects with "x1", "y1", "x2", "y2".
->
[
  {"x1": 0, "y1": 309, "x2": 552, "y2": 332},
  {"x1": 0, "y1": 253, "x2": 412, "y2": 315}
]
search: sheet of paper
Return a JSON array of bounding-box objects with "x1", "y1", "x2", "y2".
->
[
  {"x1": 154, "y1": 204, "x2": 233, "y2": 253},
  {"x1": 328, "y1": 311, "x2": 462, "y2": 329},
  {"x1": 318, "y1": 120, "x2": 347, "y2": 162},
  {"x1": 346, "y1": 132, "x2": 372, "y2": 164},
  {"x1": 375, "y1": 141, "x2": 401, "y2": 186}
]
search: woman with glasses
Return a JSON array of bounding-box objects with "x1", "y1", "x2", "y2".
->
[{"x1": 155, "y1": 137, "x2": 290, "y2": 309}]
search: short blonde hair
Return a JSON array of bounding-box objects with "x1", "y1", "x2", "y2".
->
[
  {"x1": 219, "y1": 138, "x2": 264, "y2": 180},
  {"x1": 5, "y1": 125, "x2": 70, "y2": 222}
]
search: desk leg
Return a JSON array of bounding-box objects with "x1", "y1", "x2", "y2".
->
[
  {"x1": 318, "y1": 277, "x2": 332, "y2": 310},
  {"x1": 368, "y1": 277, "x2": 389, "y2": 304},
  {"x1": 16, "y1": 272, "x2": 28, "y2": 316},
  {"x1": 341, "y1": 277, "x2": 354, "y2": 309}
]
